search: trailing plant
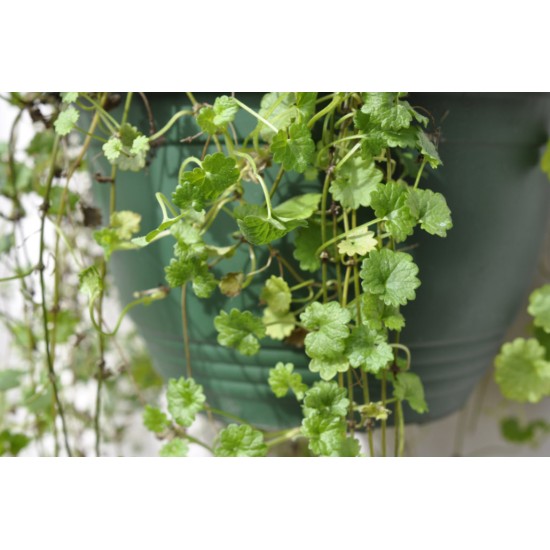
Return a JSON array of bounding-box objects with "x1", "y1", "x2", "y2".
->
[{"x1": 1, "y1": 92, "x2": 453, "y2": 456}]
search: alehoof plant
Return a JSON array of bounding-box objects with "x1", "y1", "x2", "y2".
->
[{"x1": 1, "y1": 92, "x2": 455, "y2": 457}]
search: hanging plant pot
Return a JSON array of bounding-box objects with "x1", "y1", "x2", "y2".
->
[{"x1": 92, "y1": 92, "x2": 550, "y2": 428}]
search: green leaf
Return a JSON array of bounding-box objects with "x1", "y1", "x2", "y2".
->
[
  {"x1": 271, "y1": 122, "x2": 315, "y2": 173},
  {"x1": 495, "y1": 338, "x2": 550, "y2": 403},
  {"x1": 237, "y1": 213, "x2": 305, "y2": 246},
  {"x1": 192, "y1": 269, "x2": 217, "y2": 298},
  {"x1": 359, "y1": 293, "x2": 405, "y2": 332},
  {"x1": 302, "y1": 381, "x2": 349, "y2": 419},
  {"x1": 337, "y1": 227, "x2": 377, "y2": 257},
  {"x1": 0, "y1": 369, "x2": 24, "y2": 391},
  {"x1": 257, "y1": 92, "x2": 317, "y2": 140},
  {"x1": 330, "y1": 157, "x2": 383, "y2": 209},
  {"x1": 262, "y1": 308, "x2": 296, "y2": 340},
  {"x1": 331, "y1": 437, "x2": 361, "y2": 457},
  {"x1": 219, "y1": 272, "x2": 244, "y2": 297},
  {"x1": 197, "y1": 95, "x2": 239, "y2": 134},
  {"x1": 143, "y1": 405, "x2": 170, "y2": 434},
  {"x1": 93, "y1": 211, "x2": 141, "y2": 260},
  {"x1": 160, "y1": 438, "x2": 189, "y2": 457},
  {"x1": 407, "y1": 188, "x2": 452, "y2": 237},
  {"x1": 293, "y1": 220, "x2": 324, "y2": 272},
  {"x1": 214, "y1": 309, "x2": 266, "y2": 355},
  {"x1": 393, "y1": 372, "x2": 428, "y2": 414},
  {"x1": 541, "y1": 141, "x2": 550, "y2": 179},
  {"x1": 173, "y1": 153, "x2": 239, "y2": 211},
  {"x1": 528, "y1": 285, "x2": 550, "y2": 333},
  {"x1": 301, "y1": 415, "x2": 347, "y2": 457},
  {"x1": 301, "y1": 301, "x2": 351, "y2": 359},
  {"x1": 166, "y1": 377, "x2": 206, "y2": 427},
  {"x1": 60, "y1": 92, "x2": 78, "y2": 103},
  {"x1": 272, "y1": 193, "x2": 321, "y2": 221},
  {"x1": 260, "y1": 276, "x2": 291, "y2": 315},
  {"x1": 370, "y1": 181, "x2": 416, "y2": 242},
  {"x1": 215, "y1": 424, "x2": 267, "y2": 457},
  {"x1": 501, "y1": 417, "x2": 550, "y2": 445},
  {"x1": 0, "y1": 430, "x2": 30, "y2": 457},
  {"x1": 361, "y1": 248, "x2": 420, "y2": 307},
  {"x1": 416, "y1": 131, "x2": 442, "y2": 168},
  {"x1": 268, "y1": 362, "x2": 307, "y2": 400},
  {"x1": 103, "y1": 124, "x2": 150, "y2": 172},
  {"x1": 78, "y1": 265, "x2": 103, "y2": 301},
  {"x1": 309, "y1": 356, "x2": 350, "y2": 381},
  {"x1": 54, "y1": 106, "x2": 79, "y2": 136},
  {"x1": 361, "y1": 92, "x2": 413, "y2": 131},
  {"x1": 346, "y1": 326, "x2": 393, "y2": 374},
  {"x1": 361, "y1": 401, "x2": 391, "y2": 421},
  {"x1": 48, "y1": 310, "x2": 79, "y2": 344}
]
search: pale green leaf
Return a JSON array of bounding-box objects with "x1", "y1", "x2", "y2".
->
[
  {"x1": 219, "y1": 272, "x2": 244, "y2": 297},
  {"x1": 302, "y1": 381, "x2": 349, "y2": 419},
  {"x1": 260, "y1": 275, "x2": 291, "y2": 315},
  {"x1": 78, "y1": 265, "x2": 103, "y2": 300},
  {"x1": 268, "y1": 362, "x2": 307, "y2": 400},
  {"x1": 272, "y1": 193, "x2": 321, "y2": 221},
  {"x1": 143, "y1": 405, "x2": 170, "y2": 433},
  {"x1": 301, "y1": 415, "x2": 347, "y2": 457},
  {"x1": 60, "y1": 92, "x2": 78, "y2": 103},
  {"x1": 346, "y1": 325, "x2": 393, "y2": 373},
  {"x1": 528, "y1": 285, "x2": 550, "y2": 333},
  {"x1": 337, "y1": 227, "x2": 377, "y2": 257},
  {"x1": 197, "y1": 95, "x2": 239, "y2": 134},
  {"x1": 54, "y1": 106, "x2": 79, "y2": 136},
  {"x1": 160, "y1": 438, "x2": 189, "y2": 457},
  {"x1": 495, "y1": 338, "x2": 550, "y2": 403},
  {"x1": 214, "y1": 309, "x2": 265, "y2": 355},
  {"x1": 0, "y1": 369, "x2": 24, "y2": 392},
  {"x1": 166, "y1": 377, "x2": 206, "y2": 427},
  {"x1": 263, "y1": 308, "x2": 296, "y2": 340},
  {"x1": 215, "y1": 424, "x2": 267, "y2": 457}
]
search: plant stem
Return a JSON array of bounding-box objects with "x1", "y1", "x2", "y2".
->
[
  {"x1": 308, "y1": 94, "x2": 344, "y2": 129},
  {"x1": 149, "y1": 110, "x2": 193, "y2": 141},
  {"x1": 205, "y1": 406, "x2": 251, "y2": 426},
  {"x1": 381, "y1": 371, "x2": 387, "y2": 457},
  {"x1": 269, "y1": 166, "x2": 285, "y2": 199},
  {"x1": 37, "y1": 135, "x2": 72, "y2": 457},
  {"x1": 233, "y1": 98, "x2": 278, "y2": 133},
  {"x1": 414, "y1": 159, "x2": 428, "y2": 189}
]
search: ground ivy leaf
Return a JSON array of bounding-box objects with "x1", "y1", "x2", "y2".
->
[
  {"x1": 143, "y1": 405, "x2": 170, "y2": 433},
  {"x1": 160, "y1": 438, "x2": 189, "y2": 457},
  {"x1": 78, "y1": 265, "x2": 103, "y2": 301},
  {"x1": 370, "y1": 181, "x2": 416, "y2": 242},
  {"x1": 54, "y1": 106, "x2": 79, "y2": 136},
  {"x1": 331, "y1": 437, "x2": 361, "y2": 457},
  {"x1": 361, "y1": 92, "x2": 413, "y2": 132},
  {"x1": 60, "y1": 92, "x2": 78, "y2": 103},
  {"x1": 309, "y1": 356, "x2": 350, "y2": 381},
  {"x1": 407, "y1": 188, "x2": 452, "y2": 237},
  {"x1": 293, "y1": 220, "x2": 324, "y2": 272},
  {"x1": 214, "y1": 309, "x2": 265, "y2": 355},
  {"x1": 301, "y1": 415, "x2": 347, "y2": 457},
  {"x1": 528, "y1": 285, "x2": 550, "y2": 333},
  {"x1": 93, "y1": 210, "x2": 141, "y2": 260},
  {"x1": 393, "y1": 372, "x2": 428, "y2": 413},
  {"x1": 167, "y1": 377, "x2": 206, "y2": 427},
  {"x1": 361, "y1": 248, "x2": 420, "y2": 307},
  {"x1": 272, "y1": 193, "x2": 321, "y2": 221},
  {"x1": 268, "y1": 362, "x2": 307, "y2": 400},
  {"x1": 271, "y1": 122, "x2": 315, "y2": 173},
  {"x1": 301, "y1": 301, "x2": 351, "y2": 358},
  {"x1": 359, "y1": 293, "x2": 405, "y2": 332},
  {"x1": 0, "y1": 369, "x2": 24, "y2": 392},
  {"x1": 302, "y1": 381, "x2": 349, "y2": 419},
  {"x1": 238, "y1": 214, "x2": 305, "y2": 246},
  {"x1": 102, "y1": 124, "x2": 150, "y2": 171},
  {"x1": 361, "y1": 401, "x2": 391, "y2": 421},
  {"x1": 263, "y1": 308, "x2": 296, "y2": 340},
  {"x1": 330, "y1": 157, "x2": 383, "y2": 209},
  {"x1": 219, "y1": 272, "x2": 244, "y2": 297},
  {"x1": 197, "y1": 95, "x2": 239, "y2": 134},
  {"x1": 495, "y1": 338, "x2": 550, "y2": 403},
  {"x1": 214, "y1": 424, "x2": 267, "y2": 457},
  {"x1": 257, "y1": 92, "x2": 317, "y2": 140},
  {"x1": 346, "y1": 325, "x2": 393, "y2": 374},
  {"x1": 416, "y1": 131, "x2": 442, "y2": 168},
  {"x1": 174, "y1": 153, "x2": 239, "y2": 211},
  {"x1": 192, "y1": 269, "x2": 217, "y2": 298},
  {"x1": 501, "y1": 417, "x2": 550, "y2": 445},
  {"x1": 337, "y1": 228, "x2": 377, "y2": 257},
  {"x1": 260, "y1": 275, "x2": 291, "y2": 315}
]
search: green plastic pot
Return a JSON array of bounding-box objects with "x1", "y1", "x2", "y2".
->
[{"x1": 92, "y1": 92, "x2": 550, "y2": 428}]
